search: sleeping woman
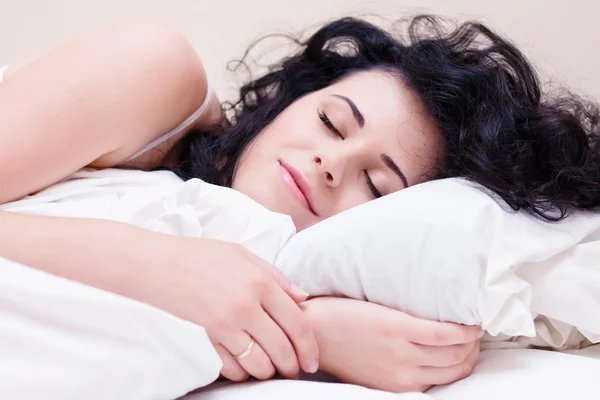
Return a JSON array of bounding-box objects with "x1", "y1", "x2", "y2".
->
[{"x1": 0, "y1": 15, "x2": 598, "y2": 393}]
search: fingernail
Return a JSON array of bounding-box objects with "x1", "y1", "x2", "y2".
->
[
  {"x1": 307, "y1": 360, "x2": 319, "y2": 374},
  {"x1": 291, "y1": 283, "x2": 309, "y2": 299}
]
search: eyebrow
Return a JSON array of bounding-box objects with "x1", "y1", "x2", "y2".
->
[
  {"x1": 331, "y1": 94, "x2": 365, "y2": 127},
  {"x1": 381, "y1": 154, "x2": 409, "y2": 188}
]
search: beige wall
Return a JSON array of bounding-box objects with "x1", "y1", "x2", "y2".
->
[{"x1": 0, "y1": 0, "x2": 598, "y2": 100}]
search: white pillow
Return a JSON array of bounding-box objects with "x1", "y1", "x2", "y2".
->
[{"x1": 275, "y1": 178, "x2": 600, "y2": 342}]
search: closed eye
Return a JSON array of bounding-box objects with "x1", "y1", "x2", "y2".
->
[
  {"x1": 318, "y1": 109, "x2": 344, "y2": 139},
  {"x1": 365, "y1": 171, "x2": 382, "y2": 199}
]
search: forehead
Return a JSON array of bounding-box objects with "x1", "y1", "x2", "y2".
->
[
  {"x1": 320, "y1": 70, "x2": 435, "y2": 132},
  {"x1": 320, "y1": 70, "x2": 441, "y2": 172}
]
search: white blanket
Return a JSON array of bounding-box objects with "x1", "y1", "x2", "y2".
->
[
  {"x1": 1, "y1": 168, "x2": 295, "y2": 263},
  {"x1": 1, "y1": 168, "x2": 599, "y2": 399},
  {"x1": 192, "y1": 347, "x2": 600, "y2": 399},
  {"x1": 0, "y1": 256, "x2": 221, "y2": 399},
  {"x1": 0, "y1": 168, "x2": 296, "y2": 399}
]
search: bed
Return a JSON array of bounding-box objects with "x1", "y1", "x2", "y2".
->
[
  {"x1": 1, "y1": 2, "x2": 599, "y2": 400},
  {"x1": 190, "y1": 346, "x2": 600, "y2": 399}
]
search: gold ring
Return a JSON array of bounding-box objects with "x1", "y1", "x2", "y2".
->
[{"x1": 234, "y1": 338, "x2": 255, "y2": 360}]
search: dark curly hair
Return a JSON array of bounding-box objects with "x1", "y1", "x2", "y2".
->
[{"x1": 171, "y1": 15, "x2": 600, "y2": 221}]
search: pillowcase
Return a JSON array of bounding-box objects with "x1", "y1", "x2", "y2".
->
[{"x1": 275, "y1": 178, "x2": 600, "y2": 342}]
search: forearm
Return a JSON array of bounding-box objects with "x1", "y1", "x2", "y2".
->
[{"x1": 0, "y1": 210, "x2": 172, "y2": 309}]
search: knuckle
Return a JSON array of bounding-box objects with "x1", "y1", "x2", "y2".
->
[
  {"x1": 250, "y1": 273, "x2": 271, "y2": 293},
  {"x1": 267, "y1": 337, "x2": 295, "y2": 366},
  {"x1": 394, "y1": 373, "x2": 417, "y2": 391},
  {"x1": 433, "y1": 329, "x2": 449, "y2": 345},
  {"x1": 253, "y1": 360, "x2": 276, "y2": 381},
  {"x1": 451, "y1": 346, "x2": 468, "y2": 364},
  {"x1": 231, "y1": 372, "x2": 250, "y2": 382},
  {"x1": 263, "y1": 368, "x2": 277, "y2": 380},
  {"x1": 275, "y1": 340, "x2": 295, "y2": 363},
  {"x1": 222, "y1": 366, "x2": 249, "y2": 382},
  {"x1": 286, "y1": 363, "x2": 301, "y2": 379},
  {"x1": 228, "y1": 297, "x2": 255, "y2": 321},
  {"x1": 207, "y1": 313, "x2": 229, "y2": 333},
  {"x1": 277, "y1": 357, "x2": 300, "y2": 379}
]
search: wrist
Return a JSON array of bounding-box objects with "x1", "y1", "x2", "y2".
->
[{"x1": 131, "y1": 233, "x2": 198, "y2": 318}]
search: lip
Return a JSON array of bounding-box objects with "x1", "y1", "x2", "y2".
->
[{"x1": 278, "y1": 161, "x2": 318, "y2": 216}]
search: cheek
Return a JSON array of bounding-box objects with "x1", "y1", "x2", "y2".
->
[
  {"x1": 267, "y1": 112, "x2": 321, "y2": 149},
  {"x1": 233, "y1": 129, "x2": 278, "y2": 176}
]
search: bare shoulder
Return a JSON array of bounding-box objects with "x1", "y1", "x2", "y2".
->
[
  {"x1": 104, "y1": 20, "x2": 206, "y2": 87},
  {"x1": 0, "y1": 20, "x2": 209, "y2": 203},
  {"x1": 90, "y1": 20, "x2": 210, "y2": 166}
]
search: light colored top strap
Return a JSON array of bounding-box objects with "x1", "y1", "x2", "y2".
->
[
  {"x1": 120, "y1": 85, "x2": 214, "y2": 164},
  {"x1": 0, "y1": 64, "x2": 10, "y2": 83}
]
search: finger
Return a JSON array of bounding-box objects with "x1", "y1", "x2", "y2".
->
[
  {"x1": 407, "y1": 319, "x2": 484, "y2": 346},
  {"x1": 213, "y1": 344, "x2": 249, "y2": 382},
  {"x1": 240, "y1": 249, "x2": 309, "y2": 302},
  {"x1": 413, "y1": 341, "x2": 478, "y2": 367},
  {"x1": 261, "y1": 283, "x2": 320, "y2": 374},
  {"x1": 246, "y1": 309, "x2": 300, "y2": 379},
  {"x1": 220, "y1": 331, "x2": 276, "y2": 381},
  {"x1": 418, "y1": 340, "x2": 480, "y2": 385}
]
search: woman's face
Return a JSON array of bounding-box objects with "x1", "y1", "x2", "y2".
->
[{"x1": 232, "y1": 70, "x2": 442, "y2": 231}]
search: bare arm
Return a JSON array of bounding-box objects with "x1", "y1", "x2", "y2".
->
[
  {"x1": 0, "y1": 211, "x2": 170, "y2": 306},
  {"x1": 0, "y1": 23, "x2": 323, "y2": 379},
  {"x1": 0, "y1": 20, "x2": 209, "y2": 204},
  {"x1": 0, "y1": 209, "x2": 319, "y2": 379},
  {"x1": 301, "y1": 297, "x2": 482, "y2": 393}
]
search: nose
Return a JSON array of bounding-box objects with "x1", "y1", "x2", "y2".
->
[{"x1": 313, "y1": 152, "x2": 348, "y2": 188}]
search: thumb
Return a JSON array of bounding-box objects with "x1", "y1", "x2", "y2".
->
[
  {"x1": 239, "y1": 245, "x2": 309, "y2": 303},
  {"x1": 269, "y1": 265, "x2": 309, "y2": 303}
]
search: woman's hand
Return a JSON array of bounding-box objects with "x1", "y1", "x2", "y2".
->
[
  {"x1": 0, "y1": 211, "x2": 318, "y2": 382},
  {"x1": 155, "y1": 237, "x2": 319, "y2": 381},
  {"x1": 301, "y1": 297, "x2": 482, "y2": 393}
]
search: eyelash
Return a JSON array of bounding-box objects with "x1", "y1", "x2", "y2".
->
[
  {"x1": 317, "y1": 109, "x2": 344, "y2": 139},
  {"x1": 365, "y1": 172, "x2": 382, "y2": 199},
  {"x1": 317, "y1": 109, "x2": 382, "y2": 199}
]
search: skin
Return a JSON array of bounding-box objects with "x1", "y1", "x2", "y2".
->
[
  {"x1": 0, "y1": 21, "x2": 480, "y2": 391},
  {"x1": 233, "y1": 70, "x2": 442, "y2": 231}
]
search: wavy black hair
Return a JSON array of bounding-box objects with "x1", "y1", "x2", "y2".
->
[{"x1": 171, "y1": 15, "x2": 600, "y2": 221}]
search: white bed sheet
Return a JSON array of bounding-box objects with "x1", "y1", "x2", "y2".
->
[{"x1": 187, "y1": 347, "x2": 600, "y2": 399}]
